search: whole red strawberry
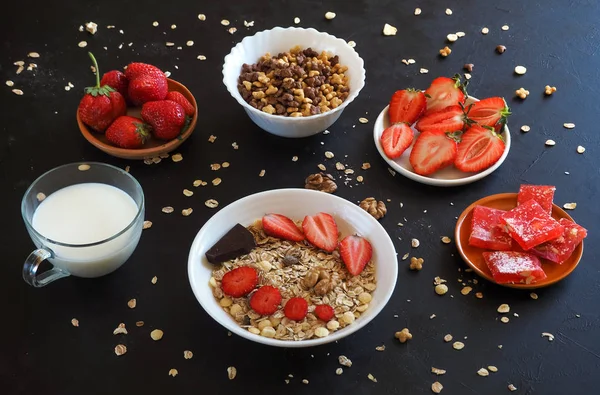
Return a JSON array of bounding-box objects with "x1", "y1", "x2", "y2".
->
[
  {"x1": 100, "y1": 70, "x2": 129, "y2": 101},
  {"x1": 141, "y1": 100, "x2": 187, "y2": 140},
  {"x1": 166, "y1": 91, "x2": 196, "y2": 116},
  {"x1": 78, "y1": 52, "x2": 126, "y2": 132},
  {"x1": 105, "y1": 116, "x2": 150, "y2": 149},
  {"x1": 125, "y1": 62, "x2": 168, "y2": 106}
]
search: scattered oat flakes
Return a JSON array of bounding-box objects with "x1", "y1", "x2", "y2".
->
[
  {"x1": 456, "y1": 31, "x2": 466, "y2": 37},
  {"x1": 78, "y1": 41, "x2": 88, "y2": 48},
  {"x1": 576, "y1": 145, "x2": 585, "y2": 154},
  {"x1": 162, "y1": 206, "x2": 174, "y2": 214},
  {"x1": 445, "y1": 8, "x2": 452, "y2": 15},
  {"x1": 542, "y1": 332, "x2": 555, "y2": 341},
  {"x1": 435, "y1": 284, "x2": 448, "y2": 295},
  {"x1": 228, "y1": 27, "x2": 237, "y2": 34},
  {"x1": 461, "y1": 286, "x2": 472, "y2": 295},
  {"x1": 497, "y1": 304, "x2": 510, "y2": 313},
  {"x1": 420, "y1": 68, "x2": 429, "y2": 74},
  {"x1": 198, "y1": 14, "x2": 206, "y2": 21},
  {"x1": 356, "y1": 176, "x2": 364, "y2": 182},
  {"x1": 388, "y1": 168, "x2": 396, "y2": 176},
  {"x1": 113, "y1": 323, "x2": 128, "y2": 335},
  {"x1": 6, "y1": 80, "x2": 14, "y2": 87},
  {"x1": 441, "y1": 236, "x2": 451, "y2": 244},
  {"x1": 500, "y1": 317, "x2": 510, "y2": 323},
  {"x1": 293, "y1": 17, "x2": 301, "y2": 24},
  {"x1": 402, "y1": 253, "x2": 409, "y2": 260},
  {"x1": 168, "y1": 369, "x2": 178, "y2": 377},
  {"x1": 482, "y1": 27, "x2": 490, "y2": 34},
  {"x1": 197, "y1": 55, "x2": 207, "y2": 61},
  {"x1": 477, "y1": 368, "x2": 490, "y2": 377},
  {"x1": 325, "y1": 151, "x2": 334, "y2": 159},
  {"x1": 16, "y1": 65, "x2": 24, "y2": 74},
  {"x1": 508, "y1": 384, "x2": 517, "y2": 392},
  {"x1": 151, "y1": 276, "x2": 158, "y2": 284},
  {"x1": 563, "y1": 202, "x2": 577, "y2": 210},
  {"x1": 488, "y1": 365, "x2": 498, "y2": 372},
  {"x1": 439, "y1": 46, "x2": 451, "y2": 57},
  {"x1": 444, "y1": 334, "x2": 453, "y2": 342},
  {"x1": 382, "y1": 23, "x2": 397, "y2": 36},
  {"x1": 152, "y1": 21, "x2": 159, "y2": 27},
  {"x1": 359, "y1": 117, "x2": 369, "y2": 124},
  {"x1": 447, "y1": 33, "x2": 458, "y2": 42},
  {"x1": 414, "y1": 7, "x2": 422, "y2": 15},
  {"x1": 395, "y1": 328, "x2": 412, "y2": 343},
  {"x1": 114, "y1": 344, "x2": 127, "y2": 356},
  {"x1": 183, "y1": 350, "x2": 193, "y2": 359},
  {"x1": 142, "y1": 220, "x2": 153, "y2": 230},
  {"x1": 562, "y1": 123, "x2": 575, "y2": 130},
  {"x1": 521, "y1": 125, "x2": 531, "y2": 132},
  {"x1": 530, "y1": 292, "x2": 539, "y2": 300},
  {"x1": 205, "y1": 199, "x2": 219, "y2": 208},
  {"x1": 27, "y1": 52, "x2": 40, "y2": 58},
  {"x1": 545, "y1": 85, "x2": 557, "y2": 95},
  {"x1": 336, "y1": 367, "x2": 343, "y2": 375},
  {"x1": 361, "y1": 162, "x2": 371, "y2": 170},
  {"x1": 545, "y1": 139, "x2": 556, "y2": 146},
  {"x1": 172, "y1": 153, "x2": 183, "y2": 162},
  {"x1": 347, "y1": 40, "x2": 356, "y2": 48},
  {"x1": 375, "y1": 345, "x2": 386, "y2": 351},
  {"x1": 515, "y1": 87, "x2": 529, "y2": 99},
  {"x1": 430, "y1": 314, "x2": 436, "y2": 319},
  {"x1": 411, "y1": 238, "x2": 420, "y2": 248},
  {"x1": 183, "y1": 189, "x2": 194, "y2": 197},
  {"x1": 338, "y1": 355, "x2": 352, "y2": 367},
  {"x1": 335, "y1": 162, "x2": 345, "y2": 171},
  {"x1": 258, "y1": 169, "x2": 266, "y2": 177},
  {"x1": 432, "y1": 381, "x2": 443, "y2": 393},
  {"x1": 431, "y1": 367, "x2": 446, "y2": 375},
  {"x1": 36, "y1": 192, "x2": 46, "y2": 202},
  {"x1": 453, "y1": 341, "x2": 464, "y2": 350},
  {"x1": 150, "y1": 329, "x2": 164, "y2": 341},
  {"x1": 367, "y1": 373, "x2": 377, "y2": 383},
  {"x1": 325, "y1": 11, "x2": 336, "y2": 20},
  {"x1": 71, "y1": 318, "x2": 79, "y2": 327},
  {"x1": 78, "y1": 164, "x2": 90, "y2": 171},
  {"x1": 515, "y1": 66, "x2": 527, "y2": 75},
  {"x1": 127, "y1": 298, "x2": 136, "y2": 309},
  {"x1": 475, "y1": 292, "x2": 483, "y2": 299},
  {"x1": 14, "y1": 60, "x2": 24, "y2": 66},
  {"x1": 227, "y1": 366, "x2": 237, "y2": 380},
  {"x1": 165, "y1": 42, "x2": 175, "y2": 47},
  {"x1": 12, "y1": 89, "x2": 24, "y2": 95},
  {"x1": 501, "y1": 24, "x2": 510, "y2": 31}
]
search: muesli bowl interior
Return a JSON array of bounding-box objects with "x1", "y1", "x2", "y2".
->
[
  {"x1": 187, "y1": 188, "x2": 397, "y2": 348},
  {"x1": 222, "y1": 27, "x2": 366, "y2": 138}
]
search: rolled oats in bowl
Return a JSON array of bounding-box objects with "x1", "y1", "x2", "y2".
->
[{"x1": 237, "y1": 46, "x2": 350, "y2": 117}]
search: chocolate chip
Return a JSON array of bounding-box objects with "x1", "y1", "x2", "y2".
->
[{"x1": 282, "y1": 255, "x2": 299, "y2": 266}]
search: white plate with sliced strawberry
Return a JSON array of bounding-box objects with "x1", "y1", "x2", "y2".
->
[{"x1": 373, "y1": 75, "x2": 511, "y2": 187}]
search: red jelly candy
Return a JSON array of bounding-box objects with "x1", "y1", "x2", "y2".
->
[
  {"x1": 501, "y1": 199, "x2": 564, "y2": 250},
  {"x1": 531, "y1": 218, "x2": 587, "y2": 264},
  {"x1": 517, "y1": 184, "x2": 556, "y2": 214},
  {"x1": 469, "y1": 206, "x2": 513, "y2": 251},
  {"x1": 483, "y1": 251, "x2": 547, "y2": 284}
]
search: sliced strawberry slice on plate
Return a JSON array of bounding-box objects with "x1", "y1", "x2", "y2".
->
[
  {"x1": 380, "y1": 123, "x2": 414, "y2": 159},
  {"x1": 454, "y1": 125, "x2": 505, "y2": 172},
  {"x1": 409, "y1": 131, "x2": 460, "y2": 176},
  {"x1": 339, "y1": 235, "x2": 373, "y2": 276},
  {"x1": 262, "y1": 213, "x2": 304, "y2": 242},
  {"x1": 302, "y1": 212, "x2": 339, "y2": 252},
  {"x1": 388, "y1": 88, "x2": 427, "y2": 125},
  {"x1": 424, "y1": 75, "x2": 467, "y2": 114},
  {"x1": 415, "y1": 105, "x2": 466, "y2": 134},
  {"x1": 468, "y1": 97, "x2": 511, "y2": 129}
]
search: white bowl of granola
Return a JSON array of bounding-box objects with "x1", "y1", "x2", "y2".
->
[
  {"x1": 222, "y1": 27, "x2": 366, "y2": 138},
  {"x1": 188, "y1": 189, "x2": 397, "y2": 347}
]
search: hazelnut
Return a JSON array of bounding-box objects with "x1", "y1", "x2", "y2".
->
[{"x1": 496, "y1": 45, "x2": 506, "y2": 54}]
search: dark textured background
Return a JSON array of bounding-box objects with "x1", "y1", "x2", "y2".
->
[{"x1": 2, "y1": 0, "x2": 599, "y2": 394}]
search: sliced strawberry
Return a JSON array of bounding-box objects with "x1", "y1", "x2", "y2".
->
[
  {"x1": 314, "y1": 304, "x2": 335, "y2": 321},
  {"x1": 409, "y1": 131, "x2": 460, "y2": 176},
  {"x1": 388, "y1": 89, "x2": 427, "y2": 124},
  {"x1": 380, "y1": 123, "x2": 414, "y2": 159},
  {"x1": 221, "y1": 266, "x2": 258, "y2": 298},
  {"x1": 302, "y1": 213, "x2": 339, "y2": 252},
  {"x1": 424, "y1": 75, "x2": 467, "y2": 114},
  {"x1": 262, "y1": 213, "x2": 304, "y2": 242},
  {"x1": 249, "y1": 285, "x2": 282, "y2": 315},
  {"x1": 339, "y1": 235, "x2": 373, "y2": 276},
  {"x1": 283, "y1": 297, "x2": 308, "y2": 321},
  {"x1": 454, "y1": 125, "x2": 505, "y2": 172},
  {"x1": 468, "y1": 97, "x2": 511, "y2": 129},
  {"x1": 415, "y1": 105, "x2": 466, "y2": 134}
]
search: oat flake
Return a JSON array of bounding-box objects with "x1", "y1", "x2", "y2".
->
[
  {"x1": 447, "y1": 33, "x2": 458, "y2": 42},
  {"x1": 259, "y1": 169, "x2": 266, "y2": 177},
  {"x1": 71, "y1": 318, "x2": 79, "y2": 327},
  {"x1": 445, "y1": 8, "x2": 452, "y2": 15},
  {"x1": 6, "y1": 80, "x2": 14, "y2": 87},
  {"x1": 182, "y1": 208, "x2": 193, "y2": 216},
  {"x1": 502, "y1": 24, "x2": 510, "y2": 30},
  {"x1": 545, "y1": 139, "x2": 556, "y2": 146},
  {"x1": 127, "y1": 299, "x2": 136, "y2": 309},
  {"x1": 325, "y1": 11, "x2": 336, "y2": 20},
  {"x1": 336, "y1": 367, "x2": 343, "y2": 375},
  {"x1": 78, "y1": 164, "x2": 90, "y2": 171},
  {"x1": 382, "y1": 23, "x2": 397, "y2": 36},
  {"x1": 205, "y1": 199, "x2": 219, "y2": 208},
  {"x1": 358, "y1": 117, "x2": 369, "y2": 124},
  {"x1": 367, "y1": 373, "x2": 377, "y2": 383},
  {"x1": 508, "y1": 384, "x2": 518, "y2": 392},
  {"x1": 477, "y1": 368, "x2": 489, "y2": 377},
  {"x1": 172, "y1": 153, "x2": 183, "y2": 162},
  {"x1": 143, "y1": 220, "x2": 152, "y2": 229},
  {"x1": 563, "y1": 123, "x2": 575, "y2": 129},
  {"x1": 162, "y1": 206, "x2": 174, "y2": 214},
  {"x1": 542, "y1": 332, "x2": 555, "y2": 341},
  {"x1": 227, "y1": 366, "x2": 237, "y2": 380},
  {"x1": 515, "y1": 65, "x2": 527, "y2": 75},
  {"x1": 198, "y1": 14, "x2": 206, "y2": 21},
  {"x1": 420, "y1": 68, "x2": 429, "y2": 74},
  {"x1": 12, "y1": 89, "x2": 23, "y2": 95},
  {"x1": 563, "y1": 202, "x2": 577, "y2": 210},
  {"x1": 114, "y1": 344, "x2": 127, "y2": 356},
  {"x1": 197, "y1": 55, "x2": 207, "y2": 61},
  {"x1": 432, "y1": 367, "x2": 446, "y2": 375},
  {"x1": 183, "y1": 189, "x2": 194, "y2": 197},
  {"x1": 521, "y1": 125, "x2": 531, "y2": 132},
  {"x1": 481, "y1": 27, "x2": 489, "y2": 34},
  {"x1": 78, "y1": 41, "x2": 88, "y2": 48},
  {"x1": 488, "y1": 365, "x2": 498, "y2": 372},
  {"x1": 414, "y1": 8, "x2": 422, "y2": 15},
  {"x1": 577, "y1": 145, "x2": 585, "y2": 154},
  {"x1": 348, "y1": 40, "x2": 356, "y2": 48},
  {"x1": 444, "y1": 334, "x2": 453, "y2": 342},
  {"x1": 36, "y1": 192, "x2": 46, "y2": 202},
  {"x1": 497, "y1": 304, "x2": 510, "y2": 313},
  {"x1": 453, "y1": 341, "x2": 464, "y2": 350},
  {"x1": 151, "y1": 276, "x2": 158, "y2": 284},
  {"x1": 500, "y1": 317, "x2": 510, "y2": 323},
  {"x1": 168, "y1": 369, "x2": 178, "y2": 377},
  {"x1": 432, "y1": 381, "x2": 443, "y2": 393}
]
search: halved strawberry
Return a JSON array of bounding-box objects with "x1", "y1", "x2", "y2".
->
[
  {"x1": 221, "y1": 266, "x2": 258, "y2": 298},
  {"x1": 424, "y1": 75, "x2": 467, "y2": 114},
  {"x1": 302, "y1": 213, "x2": 339, "y2": 252},
  {"x1": 314, "y1": 304, "x2": 335, "y2": 321},
  {"x1": 388, "y1": 89, "x2": 427, "y2": 125},
  {"x1": 380, "y1": 123, "x2": 414, "y2": 159},
  {"x1": 454, "y1": 125, "x2": 505, "y2": 172},
  {"x1": 249, "y1": 285, "x2": 282, "y2": 315},
  {"x1": 415, "y1": 105, "x2": 466, "y2": 134},
  {"x1": 339, "y1": 235, "x2": 373, "y2": 276},
  {"x1": 468, "y1": 97, "x2": 511, "y2": 129},
  {"x1": 283, "y1": 297, "x2": 308, "y2": 321},
  {"x1": 409, "y1": 131, "x2": 460, "y2": 176},
  {"x1": 262, "y1": 213, "x2": 304, "y2": 242}
]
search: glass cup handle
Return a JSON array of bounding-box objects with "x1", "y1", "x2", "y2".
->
[{"x1": 23, "y1": 248, "x2": 70, "y2": 287}]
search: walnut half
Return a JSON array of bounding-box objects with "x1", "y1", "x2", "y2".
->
[
  {"x1": 305, "y1": 173, "x2": 337, "y2": 193},
  {"x1": 359, "y1": 197, "x2": 387, "y2": 219}
]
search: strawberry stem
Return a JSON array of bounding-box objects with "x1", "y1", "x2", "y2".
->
[{"x1": 88, "y1": 52, "x2": 100, "y2": 88}]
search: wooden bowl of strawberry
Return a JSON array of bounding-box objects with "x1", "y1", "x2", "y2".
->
[{"x1": 77, "y1": 53, "x2": 197, "y2": 160}]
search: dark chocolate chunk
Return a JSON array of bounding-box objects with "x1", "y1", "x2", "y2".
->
[{"x1": 205, "y1": 223, "x2": 256, "y2": 264}]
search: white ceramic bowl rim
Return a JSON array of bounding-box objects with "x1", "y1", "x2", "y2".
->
[
  {"x1": 187, "y1": 188, "x2": 397, "y2": 348},
  {"x1": 222, "y1": 27, "x2": 366, "y2": 122}
]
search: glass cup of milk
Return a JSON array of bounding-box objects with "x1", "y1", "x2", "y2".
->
[{"x1": 21, "y1": 162, "x2": 145, "y2": 287}]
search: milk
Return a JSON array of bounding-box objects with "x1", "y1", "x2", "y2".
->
[{"x1": 31, "y1": 183, "x2": 142, "y2": 278}]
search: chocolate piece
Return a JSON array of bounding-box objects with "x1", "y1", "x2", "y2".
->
[
  {"x1": 282, "y1": 255, "x2": 299, "y2": 266},
  {"x1": 205, "y1": 223, "x2": 256, "y2": 264}
]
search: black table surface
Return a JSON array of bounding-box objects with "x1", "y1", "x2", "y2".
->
[{"x1": 2, "y1": 0, "x2": 600, "y2": 394}]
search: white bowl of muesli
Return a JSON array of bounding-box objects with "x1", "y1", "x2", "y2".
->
[
  {"x1": 188, "y1": 189, "x2": 397, "y2": 347},
  {"x1": 222, "y1": 27, "x2": 366, "y2": 138}
]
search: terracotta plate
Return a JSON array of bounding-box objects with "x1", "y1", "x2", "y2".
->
[
  {"x1": 77, "y1": 79, "x2": 198, "y2": 160},
  {"x1": 455, "y1": 193, "x2": 584, "y2": 289}
]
